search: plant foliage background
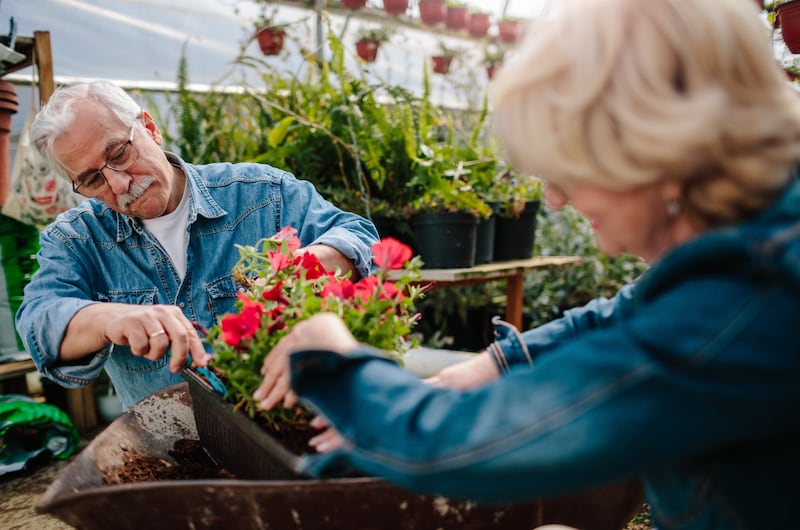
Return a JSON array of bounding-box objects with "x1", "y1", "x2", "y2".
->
[{"x1": 145, "y1": 27, "x2": 647, "y2": 351}]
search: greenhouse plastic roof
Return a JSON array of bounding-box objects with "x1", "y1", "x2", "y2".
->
[{"x1": 0, "y1": 0, "x2": 538, "y2": 110}]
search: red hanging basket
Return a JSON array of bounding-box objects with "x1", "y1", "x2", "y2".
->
[
  {"x1": 498, "y1": 19, "x2": 522, "y2": 44},
  {"x1": 431, "y1": 55, "x2": 453, "y2": 74},
  {"x1": 341, "y1": 0, "x2": 368, "y2": 9},
  {"x1": 255, "y1": 27, "x2": 285, "y2": 56},
  {"x1": 383, "y1": 0, "x2": 409, "y2": 16},
  {"x1": 778, "y1": 0, "x2": 800, "y2": 54},
  {"x1": 419, "y1": 0, "x2": 446, "y2": 26},
  {"x1": 467, "y1": 12, "x2": 490, "y2": 38},
  {"x1": 445, "y1": 6, "x2": 469, "y2": 31},
  {"x1": 356, "y1": 39, "x2": 380, "y2": 62}
]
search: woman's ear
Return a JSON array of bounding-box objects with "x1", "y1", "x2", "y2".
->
[{"x1": 140, "y1": 110, "x2": 163, "y2": 146}]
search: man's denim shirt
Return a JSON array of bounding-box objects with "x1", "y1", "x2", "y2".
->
[{"x1": 16, "y1": 154, "x2": 378, "y2": 409}]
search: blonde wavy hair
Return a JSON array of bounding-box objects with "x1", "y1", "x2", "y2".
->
[{"x1": 491, "y1": 0, "x2": 800, "y2": 227}]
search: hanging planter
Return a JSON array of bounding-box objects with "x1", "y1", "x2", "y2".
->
[
  {"x1": 383, "y1": 0, "x2": 409, "y2": 16},
  {"x1": 356, "y1": 39, "x2": 381, "y2": 62},
  {"x1": 419, "y1": 0, "x2": 447, "y2": 26},
  {"x1": 445, "y1": 5, "x2": 469, "y2": 31},
  {"x1": 486, "y1": 62, "x2": 501, "y2": 80},
  {"x1": 498, "y1": 18, "x2": 523, "y2": 44},
  {"x1": 341, "y1": 0, "x2": 368, "y2": 9},
  {"x1": 467, "y1": 12, "x2": 491, "y2": 38},
  {"x1": 255, "y1": 27, "x2": 286, "y2": 56},
  {"x1": 431, "y1": 55, "x2": 453, "y2": 74},
  {"x1": 778, "y1": 0, "x2": 800, "y2": 53}
]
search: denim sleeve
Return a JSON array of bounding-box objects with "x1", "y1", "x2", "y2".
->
[
  {"x1": 15, "y1": 227, "x2": 107, "y2": 387},
  {"x1": 290, "y1": 274, "x2": 798, "y2": 503},
  {"x1": 278, "y1": 172, "x2": 379, "y2": 278},
  {"x1": 488, "y1": 283, "x2": 636, "y2": 373}
]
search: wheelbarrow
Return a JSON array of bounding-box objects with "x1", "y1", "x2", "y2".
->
[{"x1": 36, "y1": 382, "x2": 643, "y2": 530}]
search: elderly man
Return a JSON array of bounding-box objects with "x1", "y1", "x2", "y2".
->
[{"x1": 16, "y1": 80, "x2": 378, "y2": 409}]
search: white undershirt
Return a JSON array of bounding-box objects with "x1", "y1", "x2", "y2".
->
[{"x1": 142, "y1": 182, "x2": 190, "y2": 281}]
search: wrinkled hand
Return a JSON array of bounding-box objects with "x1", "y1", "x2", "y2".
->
[
  {"x1": 104, "y1": 305, "x2": 211, "y2": 373},
  {"x1": 71, "y1": 303, "x2": 211, "y2": 372},
  {"x1": 424, "y1": 351, "x2": 500, "y2": 390},
  {"x1": 254, "y1": 313, "x2": 358, "y2": 411}
]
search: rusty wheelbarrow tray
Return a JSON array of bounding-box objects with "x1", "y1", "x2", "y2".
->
[{"x1": 36, "y1": 383, "x2": 643, "y2": 530}]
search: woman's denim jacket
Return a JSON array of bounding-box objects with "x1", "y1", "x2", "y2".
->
[
  {"x1": 16, "y1": 154, "x2": 378, "y2": 409},
  {"x1": 290, "y1": 179, "x2": 800, "y2": 529}
]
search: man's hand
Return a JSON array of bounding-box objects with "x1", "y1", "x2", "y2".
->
[{"x1": 61, "y1": 303, "x2": 211, "y2": 372}]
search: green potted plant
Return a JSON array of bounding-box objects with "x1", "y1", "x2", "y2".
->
[{"x1": 354, "y1": 25, "x2": 391, "y2": 62}]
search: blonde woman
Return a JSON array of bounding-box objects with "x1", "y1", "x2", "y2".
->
[{"x1": 255, "y1": 0, "x2": 800, "y2": 528}]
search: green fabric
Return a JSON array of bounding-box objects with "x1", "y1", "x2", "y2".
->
[
  {"x1": 0, "y1": 394, "x2": 79, "y2": 475},
  {"x1": 0, "y1": 213, "x2": 39, "y2": 355}
]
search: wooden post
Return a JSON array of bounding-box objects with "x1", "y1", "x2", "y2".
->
[{"x1": 33, "y1": 31, "x2": 55, "y2": 103}]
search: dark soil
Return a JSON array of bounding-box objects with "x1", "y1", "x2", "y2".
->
[{"x1": 102, "y1": 439, "x2": 236, "y2": 484}]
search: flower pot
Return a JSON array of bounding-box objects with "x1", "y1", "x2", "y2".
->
[
  {"x1": 778, "y1": 0, "x2": 800, "y2": 53},
  {"x1": 498, "y1": 19, "x2": 522, "y2": 44},
  {"x1": 356, "y1": 38, "x2": 380, "y2": 62},
  {"x1": 467, "y1": 12, "x2": 491, "y2": 38},
  {"x1": 383, "y1": 0, "x2": 409, "y2": 16},
  {"x1": 341, "y1": 0, "x2": 367, "y2": 9},
  {"x1": 445, "y1": 5, "x2": 469, "y2": 31},
  {"x1": 418, "y1": 0, "x2": 446, "y2": 26},
  {"x1": 255, "y1": 27, "x2": 285, "y2": 56},
  {"x1": 493, "y1": 200, "x2": 540, "y2": 262},
  {"x1": 474, "y1": 202, "x2": 499, "y2": 265},
  {"x1": 486, "y1": 62, "x2": 501, "y2": 79},
  {"x1": 431, "y1": 55, "x2": 453, "y2": 74},
  {"x1": 412, "y1": 211, "x2": 478, "y2": 268}
]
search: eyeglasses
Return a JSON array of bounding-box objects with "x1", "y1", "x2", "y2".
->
[{"x1": 72, "y1": 122, "x2": 139, "y2": 197}]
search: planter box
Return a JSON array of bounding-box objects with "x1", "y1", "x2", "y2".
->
[{"x1": 36, "y1": 383, "x2": 644, "y2": 530}]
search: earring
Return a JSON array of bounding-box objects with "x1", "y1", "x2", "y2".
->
[{"x1": 666, "y1": 197, "x2": 681, "y2": 218}]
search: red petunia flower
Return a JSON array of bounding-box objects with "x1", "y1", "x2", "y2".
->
[
  {"x1": 297, "y1": 252, "x2": 328, "y2": 280},
  {"x1": 220, "y1": 293, "x2": 265, "y2": 346},
  {"x1": 372, "y1": 237, "x2": 412, "y2": 270},
  {"x1": 273, "y1": 226, "x2": 301, "y2": 251}
]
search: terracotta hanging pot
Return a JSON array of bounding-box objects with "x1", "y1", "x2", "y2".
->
[
  {"x1": 419, "y1": 0, "x2": 447, "y2": 26},
  {"x1": 498, "y1": 19, "x2": 522, "y2": 44},
  {"x1": 341, "y1": 0, "x2": 367, "y2": 9},
  {"x1": 255, "y1": 27, "x2": 286, "y2": 56},
  {"x1": 383, "y1": 0, "x2": 409, "y2": 16},
  {"x1": 486, "y1": 63, "x2": 501, "y2": 80},
  {"x1": 445, "y1": 5, "x2": 469, "y2": 31},
  {"x1": 778, "y1": 0, "x2": 800, "y2": 53},
  {"x1": 356, "y1": 39, "x2": 381, "y2": 62},
  {"x1": 431, "y1": 55, "x2": 453, "y2": 74},
  {"x1": 467, "y1": 12, "x2": 490, "y2": 38}
]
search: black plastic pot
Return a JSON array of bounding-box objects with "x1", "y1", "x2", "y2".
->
[
  {"x1": 494, "y1": 201, "x2": 541, "y2": 262},
  {"x1": 475, "y1": 202, "x2": 499, "y2": 265},
  {"x1": 412, "y1": 211, "x2": 478, "y2": 269}
]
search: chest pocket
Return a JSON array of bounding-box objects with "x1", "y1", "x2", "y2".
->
[
  {"x1": 96, "y1": 289, "x2": 159, "y2": 305},
  {"x1": 205, "y1": 274, "x2": 241, "y2": 321}
]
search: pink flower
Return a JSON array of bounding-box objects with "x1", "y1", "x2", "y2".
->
[{"x1": 273, "y1": 226, "x2": 301, "y2": 251}]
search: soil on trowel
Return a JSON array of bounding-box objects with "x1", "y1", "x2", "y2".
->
[{"x1": 103, "y1": 439, "x2": 236, "y2": 484}]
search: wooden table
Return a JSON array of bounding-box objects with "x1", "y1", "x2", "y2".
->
[{"x1": 390, "y1": 256, "x2": 582, "y2": 329}]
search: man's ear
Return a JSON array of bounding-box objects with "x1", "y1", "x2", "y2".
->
[{"x1": 140, "y1": 110, "x2": 163, "y2": 146}]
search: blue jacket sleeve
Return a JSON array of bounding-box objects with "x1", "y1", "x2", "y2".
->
[{"x1": 278, "y1": 173, "x2": 379, "y2": 279}]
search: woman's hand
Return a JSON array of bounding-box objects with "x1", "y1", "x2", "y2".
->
[
  {"x1": 424, "y1": 351, "x2": 500, "y2": 390},
  {"x1": 254, "y1": 313, "x2": 359, "y2": 411}
]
